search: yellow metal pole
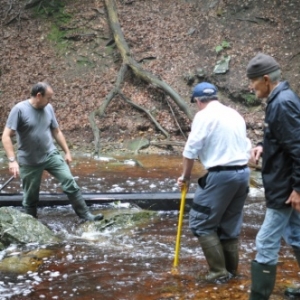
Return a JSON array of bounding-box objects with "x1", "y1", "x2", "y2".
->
[{"x1": 173, "y1": 183, "x2": 188, "y2": 268}]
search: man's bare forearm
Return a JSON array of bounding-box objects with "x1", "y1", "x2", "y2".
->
[
  {"x1": 181, "y1": 157, "x2": 194, "y2": 179},
  {"x1": 52, "y1": 128, "x2": 70, "y2": 154},
  {"x1": 2, "y1": 127, "x2": 16, "y2": 158}
]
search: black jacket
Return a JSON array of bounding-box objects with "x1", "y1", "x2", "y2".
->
[{"x1": 262, "y1": 81, "x2": 300, "y2": 208}]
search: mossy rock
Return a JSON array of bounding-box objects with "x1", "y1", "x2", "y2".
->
[
  {"x1": 0, "y1": 207, "x2": 61, "y2": 248},
  {"x1": 77, "y1": 208, "x2": 159, "y2": 235}
]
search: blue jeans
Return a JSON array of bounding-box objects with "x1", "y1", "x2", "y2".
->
[
  {"x1": 256, "y1": 207, "x2": 300, "y2": 265},
  {"x1": 189, "y1": 168, "x2": 250, "y2": 238}
]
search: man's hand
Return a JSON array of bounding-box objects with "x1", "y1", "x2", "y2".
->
[
  {"x1": 52, "y1": 128, "x2": 72, "y2": 165},
  {"x1": 177, "y1": 176, "x2": 190, "y2": 191},
  {"x1": 251, "y1": 145, "x2": 263, "y2": 165},
  {"x1": 9, "y1": 161, "x2": 19, "y2": 178},
  {"x1": 286, "y1": 190, "x2": 300, "y2": 212},
  {"x1": 64, "y1": 152, "x2": 72, "y2": 165}
]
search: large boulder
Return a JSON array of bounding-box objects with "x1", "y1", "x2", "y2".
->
[{"x1": 0, "y1": 207, "x2": 60, "y2": 250}]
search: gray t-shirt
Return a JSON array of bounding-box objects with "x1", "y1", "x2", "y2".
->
[{"x1": 6, "y1": 100, "x2": 59, "y2": 165}]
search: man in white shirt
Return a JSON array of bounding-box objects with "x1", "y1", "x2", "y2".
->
[{"x1": 178, "y1": 82, "x2": 250, "y2": 283}]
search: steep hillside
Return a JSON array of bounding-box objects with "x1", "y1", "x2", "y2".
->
[{"x1": 1, "y1": 0, "x2": 299, "y2": 152}]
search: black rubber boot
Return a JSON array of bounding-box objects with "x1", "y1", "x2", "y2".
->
[
  {"x1": 198, "y1": 233, "x2": 230, "y2": 283},
  {"x1": 284, "y1": 247, "x2": 300, "y2": 298},
  {"x1": 24, "y1": 206, "x2": 38, "y2": 218},
  {"x1": 249, "y1": 260, "x2": 276, "y2": 300},
  {"x1": 68, "y1": 191, "x2": 103, "y2": 221},
  {"x1": 221, "y1": 238, "x2": 239, "y2": 277}
]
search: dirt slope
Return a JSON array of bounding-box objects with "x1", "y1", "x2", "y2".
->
[{"x1": 0, "y1": 0, "x2": 299, "y2": 152}]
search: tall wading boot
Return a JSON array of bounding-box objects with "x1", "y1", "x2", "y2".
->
[
  {"x1": 198, "y1": 233, "x2": 230, "y2": 282},
  {"x1": 24, "y1": 206, "x2": 38, "y2": 218},
  {"x1": 284, "y1": 247, "x2": 300, "y2": 298},
  {"x1": 68, "y1": 191, "x2": 103, "y2": 221},
  {"x1": 221, "y1": 239, "x2": 239, "y2": 277},
  {"x1": 249, "y1": 260, "x2": 276, "y2": 300}
]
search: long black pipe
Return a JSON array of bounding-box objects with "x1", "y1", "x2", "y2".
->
[{"x1": 0, "y1": 192, "x2": 195, "y2": 210}]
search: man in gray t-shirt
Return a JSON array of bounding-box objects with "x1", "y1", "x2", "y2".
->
[{"x1": 1, "y1": 82, "x2": 103, "y2": 221}]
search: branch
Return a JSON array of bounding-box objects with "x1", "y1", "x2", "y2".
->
[
  {"x1": 120, "y1": 93, "x2": 170, "y2": 139},
  {"x1": 165, "y1": 97, "x2": 187, "y2": 139},
  {"x1": 88, "y1": 111, "x2": 101, "y2": 155},
  {"x1": 236, "y1": 18, "x2": 258, "y2": 23},
  {"x1": 88, "y1": 64, "x2": 128, "y2": 155},
  {"x1": 24, "y1": 0, "x2": 43, "y2": 9},
  {"x1": 150, "y1": 140, "x2": 185, "y2": 147},
  {"x1": 289, "y1": 51, "x2": 300, "y2": 61},
  {"x1": 96, "y1": 63, "x2": 128, "y2": 117}
]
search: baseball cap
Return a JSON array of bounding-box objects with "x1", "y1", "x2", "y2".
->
[{"x1": 191, "y1": 82, "x2": 218, "y2": 103}]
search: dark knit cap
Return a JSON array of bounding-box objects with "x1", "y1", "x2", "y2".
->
[{"x1": 246, "y1": 53, "x2": 280, "y2": 79}]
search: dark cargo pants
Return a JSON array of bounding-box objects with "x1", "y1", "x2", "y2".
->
[{"x1": 189, "y1": 167, "x2": 250, "y2": 239}]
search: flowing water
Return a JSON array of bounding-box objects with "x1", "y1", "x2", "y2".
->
[{"x1": 0, "y1": 154, "x2": 298, "y2": 300}]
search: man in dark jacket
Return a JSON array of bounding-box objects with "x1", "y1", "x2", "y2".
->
[{"x1": 247, "y1": 53, "x2": 300, "y2": 299}]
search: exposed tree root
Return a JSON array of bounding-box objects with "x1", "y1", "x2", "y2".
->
[{"x1": 89, "y1": 0, "x2": 192, "y2": 154}]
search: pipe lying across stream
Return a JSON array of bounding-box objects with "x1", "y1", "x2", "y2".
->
[{"x1": 0, "y1": 192, "x2": 195, "y2": 210}]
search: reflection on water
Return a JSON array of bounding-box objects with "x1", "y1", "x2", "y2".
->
[
  {"x1": 0, "y1": 154, "x2": 205, "y2": 195},
  {"x1": 0, "y1": 154, "x2": 298, "y2": 300}
]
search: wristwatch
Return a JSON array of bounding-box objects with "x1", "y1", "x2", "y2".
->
[{"x1": 8, "y1": 157, "x2": 15, "y2": 163}]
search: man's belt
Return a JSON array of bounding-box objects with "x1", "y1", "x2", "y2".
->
[{"x1": 208, "y1": 164, "x2": 247, "y2": 172}]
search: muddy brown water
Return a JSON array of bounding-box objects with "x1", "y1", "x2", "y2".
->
[{"x1": 0, "y1": 154, "x2": 298, "y2": 300}]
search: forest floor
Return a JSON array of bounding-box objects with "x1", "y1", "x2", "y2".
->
[{"x1": 0, "y1": 0, "x2": 300, "y2": 155}]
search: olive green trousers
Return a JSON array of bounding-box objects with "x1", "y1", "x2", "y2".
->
[{"x1": 20, "y1": 150, "x2": 79, "y2": 209}]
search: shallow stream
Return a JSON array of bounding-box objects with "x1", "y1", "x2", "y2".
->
[{"x1": 0, "y1": 154, "x2": 297, "y2": 300}]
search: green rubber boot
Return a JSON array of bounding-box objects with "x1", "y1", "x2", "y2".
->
[
  {"x1": 221, "y1": 238, "x2": 239, "y2": 277},
  {"x1": 249, "y1": 260, "x2": 276, "y2": 300},
  {"x1": 68, "y1": 191, "x2": 103, "y2": 221},
  {"x1": 24, "y1": 206, "x2": 38, "y2": 218},
  {"x1": 198, "y1": 233, "x2": 230, "y2": 282}
]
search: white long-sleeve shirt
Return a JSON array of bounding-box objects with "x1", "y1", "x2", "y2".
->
[{"x1": 183, "y1": 101, "x2": 251, "y2": 169}]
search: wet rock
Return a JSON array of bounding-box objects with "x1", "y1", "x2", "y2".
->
[
  {"x1": 195, "y1": 68, "x2": 206, "y2": 79},
  {"x1": 0, "y1": 249, "x2": 53, "y2": 274},
  {"x1": 0, "y1": 207, "x2": 61, "y2": 248},
  {"x1": 76, "y1": 207, "x2": 159, "y2": 236},
  {"x1": 250, "y1": 170, "x2": 263, "y2": 188},
  {"x1": 213, "y1": 55, "x2": 231, "y2": 74},
  {"x1": 123, "y1": 138, "x2": 150, "y2": 152},
  {"x1": 122, "y1": 159, "x2": 144, "y2": 167}
]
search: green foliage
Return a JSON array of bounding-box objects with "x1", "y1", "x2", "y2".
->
[
  {"x1": 31, "y1": 0, "x2": 73, "y2": 53},
  {"x1": 33, "y1": 0, "x2": 71, "y2": 21},
  {"x1": 242, "y1": 93, "x2": 260, "y2": 106},
  {"x1": 76, "y1": 56, "x2": 95, "y2": 68},
  {"x1": 47, "y1": 25, "x2": 68, "y2": 52},
  {"x1": 215, "y1": 40, "x2": 230, "y2": 54}
]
